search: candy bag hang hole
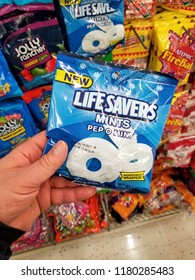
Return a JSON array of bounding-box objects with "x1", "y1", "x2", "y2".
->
[
  {"x1": 57, "y1": 0, "x2": 125, "y2": 56},
  {"x1": 44, "y1": 52, "x2": 178, "y2": 194}
]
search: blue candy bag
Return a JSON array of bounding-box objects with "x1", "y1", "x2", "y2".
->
[
  {"x1": 0, "y1": 50, "x2": 23, "y2": 101},
  {"x1": 13, "y1": 0, "x2": 53, "y2": 4},
  {"x1": 0, "y1": 0, "x2": 13, "y2": 7},
  {"x1": 44, "y1": 52, "x2": 178, "y2": 193},
  {"x1": 58, "y1": 0, "x2": 124, "y2": 56},
  {"x1": 0, "y1": 98, "x2": 37, "y2": 158},
  {"x1": 22, "y1": 85, "x2": 52, "y2": 130}
]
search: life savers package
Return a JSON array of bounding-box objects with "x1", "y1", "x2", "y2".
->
[
  {"x1": 58, "y1": 0, "x2": 124, "y2": 56},
  {"x1": 44, "y1": 52, "x2": 178, "y2": 193}
]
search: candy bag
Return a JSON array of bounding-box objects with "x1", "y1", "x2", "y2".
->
[
  {"x1": 111, "y1": 192, "x2": 139, "y2": 220},
  {"x1": 112, "y1": 19, "x2": 153, "y2": 68},
  {"x1": 125, "y1": 0, "x2": 157, "y2": 19},
  {"x1": 13, "y1": 0, "x2": 53, "y2": 5},
  {"x1": 0, "y1": 0, "x2": 12, "y2": 7},
  {"x1": 161, "y1": 3, "x2": 195, "y2": 14},
  {"x1": 0, "y1": 49, "x2": 23, "y2": 101},
  {"x1": 164, "y1": 130, "x2": 195, "y2": 168},
  {"x1": 11, "y1": 214, "x2": 51, "y2": 253},
  {"x1": 22, "y1": 85, "x2": 52, "y2": 130},
  {"x1": 162, "y1": 89, "x2": 189, "y2": 139},
  {"x1": 1, "y1": 4, "x2": 65, "y2": 90},
  {"x1": 0, "y1": 98, "x2": 37, "y2": 158},
  {"x1": 148, "y1": 16, "x2": 195, "y2": 86},
  {"x1": 57, "y1": 0, "x2": 124, "y2": 56},
  {"x1": 44, "y1": 52, "x2": 178, "y2": 193},
  {"x1": 159, "y1": 0, "x2": 194, "y2": 5}
]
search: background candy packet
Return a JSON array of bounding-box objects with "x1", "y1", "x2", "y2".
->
[
  {"x1": 0, "y1": 98, "x2": 37, "y2": 158},
  {"x1": 57, "y1": 0, "x2": 124, "y2": 56},
  {"x1": 0, "y1": 0, "x2": 53, "y2": 6},
  {"x1": 44, "y1": 52, "x2": 178, "y2": 194},
  {"x1": 22, "y1": 85, "x2": 52, "y2": 130},
  {"x1": 0, "y1": 49, "x2": 23, "y2": 101},
  {"x1": 0, "y1": 0, "x2": 12, "y2": 7},
  {"x1": 13, "y1": 0, "x2": 53, "y2": 5},
  {"x1": 0, "y1": 3, "x2": 65, "y2": 90}
]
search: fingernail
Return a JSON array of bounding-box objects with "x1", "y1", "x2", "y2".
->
[{"x1": 53, "y1": 140, "x2": 67, "y2": 156}]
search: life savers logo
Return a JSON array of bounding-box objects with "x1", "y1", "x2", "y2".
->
[
  {"x1": 55, "y1": 69, "x2": 93, "y2": 88},
  {"x1": 0, "y1": 116, "x2": 25, "y2": 141}
]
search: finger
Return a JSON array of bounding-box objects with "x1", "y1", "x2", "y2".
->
[
  {"x1": 3, "y1": 131, "x2": 48, "y2": 166},
  {"x1": 50, "y1": 186, "x2": 96, "y2": 205},
  {"x1": 24, "y1": 140, "x2": 68, "y2": 185}
]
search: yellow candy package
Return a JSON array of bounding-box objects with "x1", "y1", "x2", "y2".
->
[
  {"x1": 112, "y1": 19, "x2": 153, "y2": 68},
  {"x1": 148, "y1": 16, "x2": 195, "y2": 85},
  {"x1": 161, "y1": 3, "x2": 195, "y2": 15}
]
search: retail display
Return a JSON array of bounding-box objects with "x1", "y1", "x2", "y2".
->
[{"x1": 0, "y1": 0, "x2": 194, "y2": 254}]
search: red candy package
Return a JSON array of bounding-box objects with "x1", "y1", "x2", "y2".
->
[
  {"x1": 162, "y1": 89, "x2": 189, "y2": 139},
  {"x1": 125, "y1": 0, "x2": 157, "y2": 19},
  {"x1": 164, "y1": 130, "x2": 195, "y2": 168}
]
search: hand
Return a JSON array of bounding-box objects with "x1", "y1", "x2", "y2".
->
[{"x1": 0, "y1": 131, "x2": 96, "y2": 231}]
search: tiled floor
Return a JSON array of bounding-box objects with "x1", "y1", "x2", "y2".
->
[{"x1": 11, "y1": 210, "x2": 195, "y2": 260}]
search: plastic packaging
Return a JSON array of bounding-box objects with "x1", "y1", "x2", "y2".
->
[
  {"x1": 0, "y1": 4, "x2": 64, "y2": 90},
  {"x1": 0, "y1": 0, "x2": 12, "y2": 7},
  {"x1": 57, "y1": 0, "x2": 124, "y2": 56},
  {"x1": 0, "y1": 49, "x2": 23, "y2": 101},
  {"x1": 22, "y1": 85, "x2": 52, "y2": 130},
  {"x1": 148, "y1": 15, "x2": 195, "y2": 86},
  {"x1": 0, "y1": 98, "x2": 37, "y2": 158},
  {"x1": 44, "y1": 52, "x2": 178, "y2": 194}
]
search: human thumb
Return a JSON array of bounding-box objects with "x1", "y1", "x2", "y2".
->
[{"x1": 24, "y1": 140, "x2": 68, "y2": 185}]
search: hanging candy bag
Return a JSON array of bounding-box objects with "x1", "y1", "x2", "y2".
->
[
  {"x1": 148, "y1": 16, "x2": 195, "y2": 86},
  {"x1": 112, "y1": 19, "x2": 153, "y2": 68},
  {"x1": 1, "y1": 4, "x2": 65, "y2": 90},
  {"x1": 0, "y1": 0, "x2": 12, "y2": 7},
  {"x1": 0, "y1": 98, "x2": 37, "y2": 158},
  {"x1": 44, "y1": 52, "x2": 178, "y2": 194},
  {"x1": 22, "y1": 85, "x2": 52, "y2": 130},
  {"x1": 13, "y1": 0, "x2": 53, "y2": 4},
  {"x1": 0, "y1": 49, "x2": 23, "y2": 100},
  {"x1": 57, "y1": 0, "x2": 124, "y2": 56}
]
